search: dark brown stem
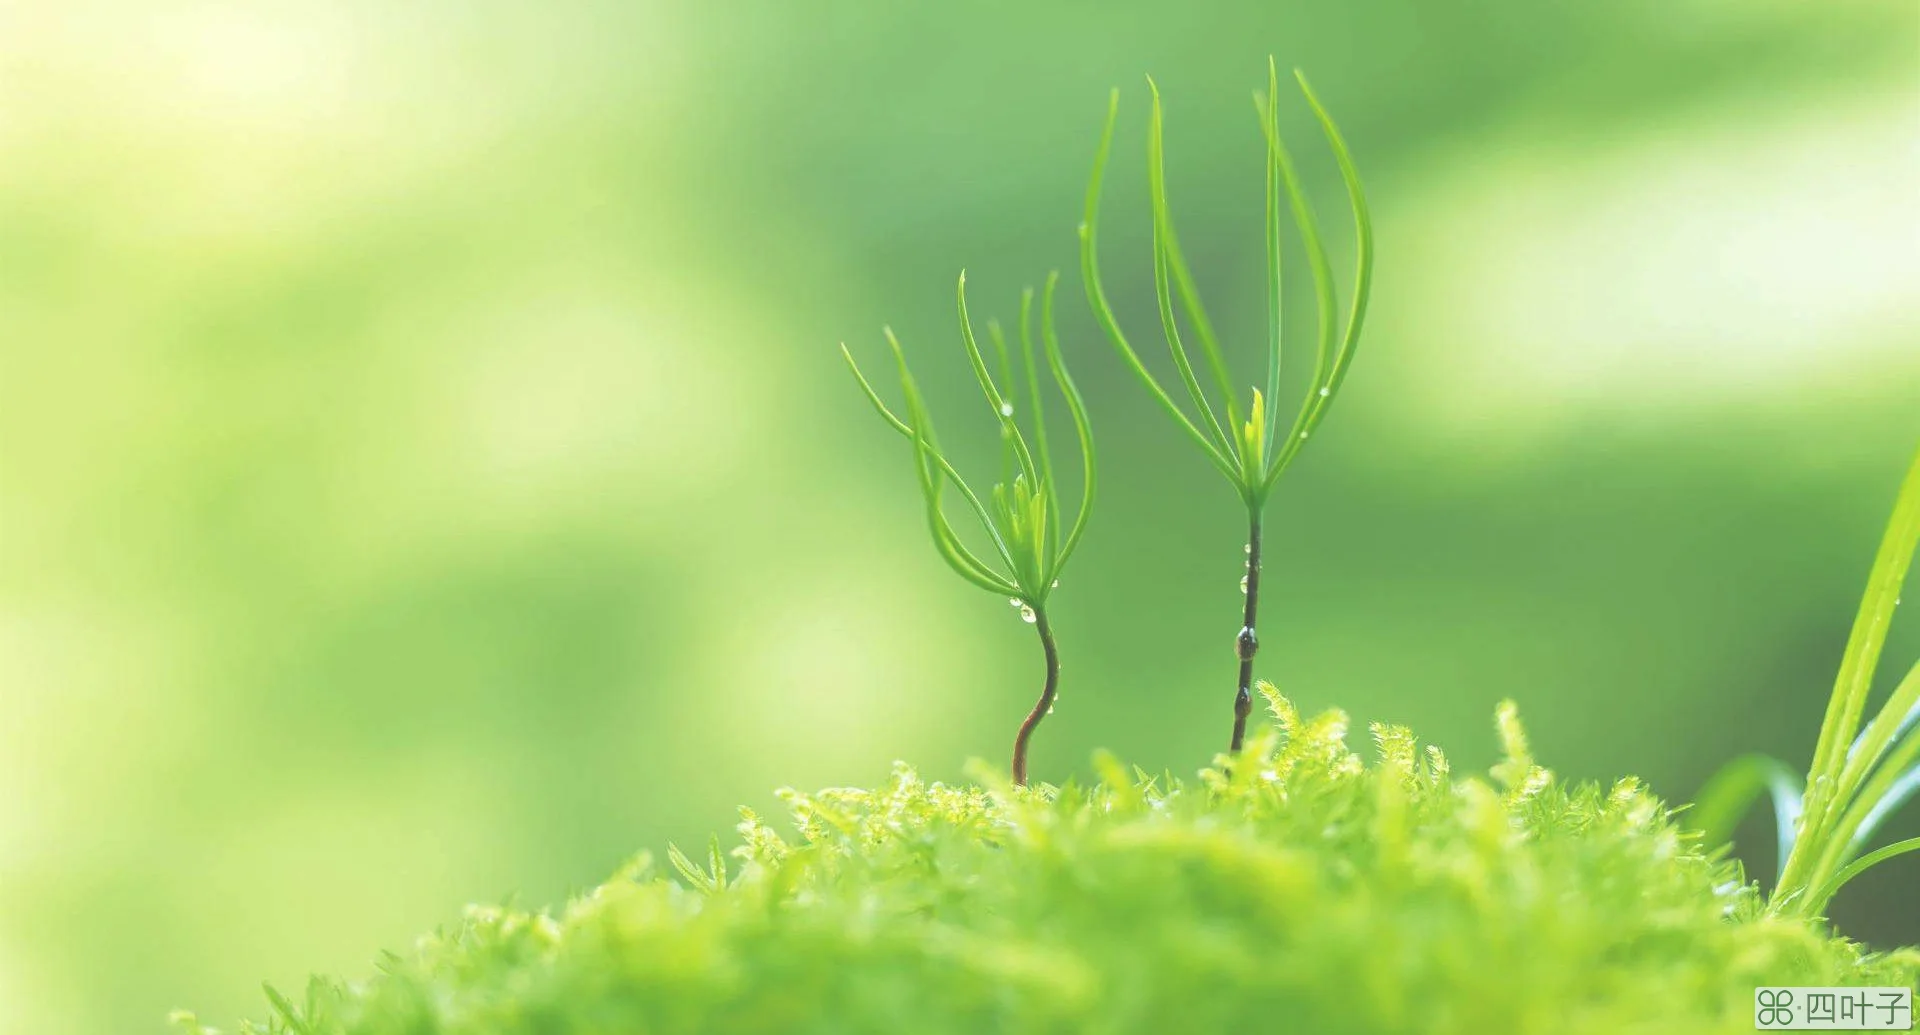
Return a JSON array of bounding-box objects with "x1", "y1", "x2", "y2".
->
[
  {"x1": 1229, "y1": 514, "x2": 1262, "y2": 754},
  {"x1": 1011, "y1": 608, "x2": 1060, "y2": 786}
]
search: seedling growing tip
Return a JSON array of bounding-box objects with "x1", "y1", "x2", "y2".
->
[
  {"x1": 1080, "y1": 59, "x2": 1373, "y2": 756},
  {"x1": 843, "y1": 272, "x2": 1096, "y2": 785}
]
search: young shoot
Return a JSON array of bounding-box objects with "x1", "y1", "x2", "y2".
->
[
  {"x1": 1693, "y1": 441, "x2": 1920, "y2": 919},
  {"x1": 842, "y1": 271, "x2": 1096, "y2": 786},
  {"x1": 1080, "y1": 59, "x2": 1373, "y2": 756}
]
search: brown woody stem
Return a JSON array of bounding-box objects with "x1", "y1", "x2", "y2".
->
[
  {"x1": 1230, "y1": 514, "x2": 1262, "y2": 754},
  {"x1": 1011, "y1": 608, "x2": 1061, "y2": 786}
]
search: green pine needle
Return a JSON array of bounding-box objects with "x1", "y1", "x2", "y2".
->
[
  {"x1": 1082, "y1": 59, "x2": 1373, "y2": 509},
  {"x1": 843, "y1": 272, "x2": 1095, "y2": 607}
]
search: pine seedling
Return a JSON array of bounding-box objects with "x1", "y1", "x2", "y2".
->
[
  {"x1": 1080, "y1": 60, "x2": 1373, "y2": 755},
  {"x1": 1694, "y1": 441, "x2": 1920, "y2": 919},
  {"x1": 842, "y1": 271, "x2": 1096, "y2": 786}
]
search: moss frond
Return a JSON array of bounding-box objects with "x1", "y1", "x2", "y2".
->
[{"x1": 194, "y1": 697, "x2": 1917, "y2": 1035}]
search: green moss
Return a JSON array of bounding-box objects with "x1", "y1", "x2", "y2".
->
[{"x1": 177, "y1": 689, "x2": 1918, "y2": 1035}]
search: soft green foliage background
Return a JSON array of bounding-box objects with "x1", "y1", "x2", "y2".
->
[
  {"x1": 1, "y1": 2, "x2": 1917, "y2": 1031},
  {"x1": 176, "y1": 695, "x2": 1920, "y2": 1035}
]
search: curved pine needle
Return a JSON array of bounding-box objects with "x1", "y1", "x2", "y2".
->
[
  {"x1": 986, "y1": 319, "x2": 1022, "y2": 491},
  {"x1": 1260, "y1": 57, "x2": 1285, "y2": 458},
  {"x1": 1041, "y1": 271, "x2": 1097, "y2": 578},
  {"x1": 1146, "y1": 77, "x2": 1234, "y2": 458},
  {"x1": 1156, "y1": 200, "x2": 1239, "y2": 442},
  {"x1": 1297, "y1": 68, "x2": 1376, "y2": 415},
  {"x1": 1081, "y1": 89, "x2": 1238, "y2": 482},
  {"x1": 888, "y1": 333, "x2": 1020, "y2": 596},
  {"x1": 841, "y1": 342, "x2": 1017, "y2": 569},
  {"x1": 1257, "y1": 83, "x2": 1340, "y2": 488},
  {"x1": 1018, "y1": 287, "x2": 1062, "y2": 561},
  {"x1": 1265, "y1": 67, "x2": 1375, "y2": 492},
  {"x1": 957, "y1": 273, "x2": 1043, "y2": 491}
]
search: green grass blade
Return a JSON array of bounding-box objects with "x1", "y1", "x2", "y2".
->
[
  {"x1": 1080, "y1": 88, "x2": 1238, "y2": 483},
  {"x1": 1017, "y1": 286, "x2": 1061, "y2": 563},
  {"x1": 1833, "y1": 639, "x2": 1920, "y2": 838},
  {"x1": 841, "y1": 342, "x2": 1017, "y2": 568},
  {"x1": 1865, "y1": 686, "x2": 1920, "y2": 756},
  {"x1": 1146, "y1": 77, "x2": 1234, "y2": 458},
  {"x1": 1687, "y1": 753, "x2": 1804, "y2": 876},
  {"x1": 1042, "y1": 271, "x2": 1097, "y2": 577},
  {"x1": 1806, "y1": 835, "x2": 1920, "y2": 918},
  {"x1": 1796, "y1": 443, "x2": 1920, "y2": 872},
  {"x1": 1840, "y1": 657, "x2": 1920, "y2": 806},
  {"x1": 1822, "y1": 662, "x2": 1920, "y2": 872},
  {"x1": 1850, "y1": 756, "x2": 1920, "y2": 857}
]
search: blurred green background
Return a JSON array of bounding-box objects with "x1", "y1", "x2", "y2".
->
[{"x1": 2, "y1": 1, "x2": 1918, "y2": 1030}]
